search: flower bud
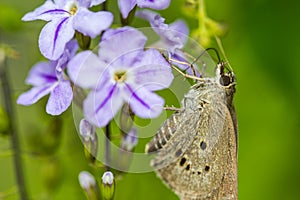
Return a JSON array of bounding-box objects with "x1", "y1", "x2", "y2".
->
[
  {"x1": 101, "y1": 171, "x2": 115, "y2": 200},
  {"x1": 78, "y1": 171, "x2": 99, "y2": 200},
  {"x1": 121, "y1": 128, "x2": 138, "y2": 152},
  {"x1": 119, "y1": 103, "x2": 134, "y2": 134},
  {"x1": 80, "y1": 119, "x2": 96, "y2": 142},
  {"x1": 118, "y1": 128, "x2": 138, "y2": 171},
  {"x1": 79, "y1": 119, "x2": 98, "y2": 163}
]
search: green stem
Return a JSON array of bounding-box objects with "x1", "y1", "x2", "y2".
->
[
  {"x1": 105, "y1": 123, "x2": 111, "y2": 171},
  {"x1": 198, "y1": 0, "x2": 207, "y2": 30},
  {"x1": 102, "y1": 1, "x2": 107, "y2": 11},
  {"x1": 0, "y1": 57, "x2": 28, "y2": 199}
]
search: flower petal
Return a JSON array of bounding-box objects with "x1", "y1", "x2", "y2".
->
[
  {"x1": 132, "y1": 49, "x2": 173, "y2": 91},
  {"x1": 67, "y1": 50, "x2": 107, "y2": 89},
  {"x1": 22, "y1": 0, "x2": 68, "y2": 21},
  {"x1": 124, "y1": 84, "x2": 164, "y2": 118},
  {"x1": 99, "y1": 27, "x2": 146, "y2": 64},
  {"x1": 39, "y1": 17, "x2": 75, "y2": 60},
  {"x1": 73, "y1": 9, "x2": 113, "y2": 38},
  {"x1": 169, "y1": 19, "x2": 189, "y2": 44},
  {"x1": 118, "y1": 0, "x2": 137, "y2": 18},
  {"x1": 76, "y1": 0, "x2": 105, "y2": 7},
  {"x1": 136, "y1": 9, "x2": 168, "y2": 30},
  {"x1": 84, "y1": 83, "x2": 123, "y2": 127},
  {"x1": 17, "y1": 84, "x2": 55, "y2": 106},
  {"x1": 46, "y1": 80, "x2": 73, "y2": 115},
  {"x1": 76, "y1": 0, "x2": 90, "y2": 7},
  {"x1": 54, "y1": 0, "x2": 67, "y2": 7},
  {"x1": 56, "y1": 39, "x2": 79, "y2": 72},
  {"x1": 90, "y1": 0, "x2": 106, "y2": 7},
  {"x1": 137, "y1": 0, "x2": 170, "y2": 10},
  {"x1": 25, "y1": 61, "x2": 57, "y2": 86},
  {"x1": 137, "y1": 10, "x2": 189, "y2": 53}
]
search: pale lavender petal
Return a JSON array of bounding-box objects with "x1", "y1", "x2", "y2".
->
[
  {"x1": 73, "y1": 9, "x2": 113, "y2": 38},
  {"x1": 39, "y1": 17, "x2": 75, "y2": 60},
  {"x1": 169, "y1": 19, "x2": 189, "y2": 44},
  {"x1": 137, "y1": 10, "x2": 189, "y2": 53},
  {"x1": 137, "y1": 0, "x2": 170, "y2": 10},
  {"x1": 56, "y1": 39, "x2": 79, "y2": 71},
  {"x1": 64, "y1": 39, "x2": 79, "y2": 58},
  {"x1": 22, "y1": 0, "x2": 68, "y2": 21},
  {"x1": 26, "y1": 61, "x2": 57, "y2": 86},
  {"x1": 160, "y1": 25, "x2": 187, "y2": 53},
  {"x1": 76, "y1": 0, "x2": 91, "y2": 7},
  {"x1": 136, "y1": 9, "x2": 168, "y2": 31},
  {"x1": 118, "y1": 0, "x2": 137, "y2": 18},
  {"x1": 166, "y1": 19, "x2": 189, "y2": 53},
  {"x1": 99, "y1": 27, "x2": 146, "y2": 64},
  {"x1": 46, "y1": 80, "x2": 73, "y2": 115},
  {"x1": 124, "y1": 84, "x2": 164, "y2": 118},
  {"x1": 54, "y1": 0, "x2": 67, "y2": 7},
  {"x1": 84, "y1": 83, "x2": 124, "y2": 127},
  {"x1": 132, "y1": 49, "x2": 173, "y2": 91},
  {"x1": 76, "y1": 0, "x2": 105, "y2": 7},
  {"x1": 90, "y1": 0, "x2": 106, "y2": 6},
  {"x1": 17, "y1": 84, "x2": 55, "y2": 106},
  {"x1": 67, "y1": 50, "x2": 107, "y2": 89}
]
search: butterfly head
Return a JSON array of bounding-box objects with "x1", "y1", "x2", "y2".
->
[{"x1": 215, "y1": 61, "x2": 236, "y2": 105}]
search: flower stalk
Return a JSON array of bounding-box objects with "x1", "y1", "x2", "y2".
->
[
  {"x1": 105, "y1": 123, "x2": 111, "y2": 171},
  {"x1": 0, "y1": 51, "x2": 28, "y2": 200}
]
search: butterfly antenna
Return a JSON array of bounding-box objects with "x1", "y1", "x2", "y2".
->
[{"x1": 192, "y1": 47, "x2": 221, "y2": 66}]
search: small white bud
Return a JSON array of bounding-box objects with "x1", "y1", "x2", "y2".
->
[
  {"x1": 102, "y1": 171, "x2": 114, "y2": 185},
  {"x1": 101, "y1": 171, "x2": 115, "y2": 200},
  {"x1": 78, "y1": 171, "x2": 96, "y2": 190}
]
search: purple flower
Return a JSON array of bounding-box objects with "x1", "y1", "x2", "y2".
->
[
  {"x1": 136, "y1": 10, "x2": 188, "y2": 53},
  {"x1": 136, "y1": 10, "x2": 188, "y2": 54},
  {"x1": 118, "y1": 0, "x2": 171, "y2": 19},
  {"x1": 22, "y1": 0, "x2": 113, "y2": 60},
  {"x1": 17, "y1": 40, "x2": 78, "y2": 115},
  {"x1": 136, "y1": 10, "x2": 199, "y2": 75},
  {"x1": 67, "y1": 27, "x2": 173, "y2": 127}
]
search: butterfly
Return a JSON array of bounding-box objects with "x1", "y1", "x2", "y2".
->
[{"x1": 146, "y1": 55, "x2": 238, "y2": 200}]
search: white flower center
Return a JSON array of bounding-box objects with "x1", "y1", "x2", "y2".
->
[{"x1": 65, "y1": 1, "x2": 78, "y2": 16}]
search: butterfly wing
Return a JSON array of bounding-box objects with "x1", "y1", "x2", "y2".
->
[
  {"x1": 146, "y1": 105, "x2": 203, "y2": 169},
  {"x1": 155, "y1": 102, "x2": 238, "y2": 200}
]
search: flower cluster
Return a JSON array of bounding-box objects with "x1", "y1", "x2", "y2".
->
[{"x1": 18, "y1": 0, "x2": 191, "y2": 128}]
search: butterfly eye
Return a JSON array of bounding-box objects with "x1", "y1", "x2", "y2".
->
[{"x1": 220, "y1": 75, "x2": 231, "y2": 86}]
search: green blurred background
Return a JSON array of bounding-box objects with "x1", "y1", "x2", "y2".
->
[{"x1": 1, "y1": 0, "x2": 300, "y2": 199}]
